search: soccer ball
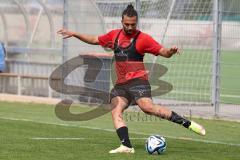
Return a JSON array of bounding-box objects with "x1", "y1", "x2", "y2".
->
[{"x1": 145, "y1": 135, "x2": 167, "y2": 155}]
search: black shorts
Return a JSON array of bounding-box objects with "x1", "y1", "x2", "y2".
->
[{"x1": 110, "y1": 78, "x2": 152, "y2": 105}]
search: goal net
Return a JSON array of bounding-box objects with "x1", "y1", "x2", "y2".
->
[{"x1": 95, "y1": 0, "x2": 214, "y2": 106}]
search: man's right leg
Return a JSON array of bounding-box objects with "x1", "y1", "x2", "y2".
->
[{"x1": 109, "y1": 96, "x2": 135, "y2": 153}]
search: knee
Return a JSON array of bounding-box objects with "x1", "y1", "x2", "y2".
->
[
  {"x1": 137, "y1": 99, "x2": 156, "y2": 115},
  {"x1": 111, "y1": 105, "x2": 123, "y2": 116},
  {"x1": 140, "y1": 105, "x2": 155, "y2": 115}
]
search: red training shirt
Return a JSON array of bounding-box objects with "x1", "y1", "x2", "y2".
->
[{"x1": 98, "y1": 29, "x2": 163, "y2": 84}]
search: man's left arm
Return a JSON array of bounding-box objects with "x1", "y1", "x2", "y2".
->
[{"x1": 158, "y1": 46, "x2": 180, "y2": 58}]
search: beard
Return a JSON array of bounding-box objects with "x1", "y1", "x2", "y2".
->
[{"x1": 123, "y1": 28, "x2": 135, "y2": 35}]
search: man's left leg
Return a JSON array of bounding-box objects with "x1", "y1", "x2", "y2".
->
[{"x1": 136, "y1": 98, "x2": 206, "y2": 136}]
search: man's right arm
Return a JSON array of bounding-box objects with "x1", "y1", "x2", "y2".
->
[{"x1": 57, "y1": 29, "x2": 99, "y2": 45}]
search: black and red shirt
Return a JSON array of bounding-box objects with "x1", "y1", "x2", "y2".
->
[{"x1": 98, "y1": 29, "x2": 163, "y2": 84}]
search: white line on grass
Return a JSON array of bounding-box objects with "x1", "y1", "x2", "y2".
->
[
  {"x1": 31, "y1": 137, "x2": 86, "y2": 140},
  {"x1": 31, "y1": 137, "x2": 147, "y2": 140},
  {"x1": 1, "y1": 117, "x2": 240, "y2": 147}
]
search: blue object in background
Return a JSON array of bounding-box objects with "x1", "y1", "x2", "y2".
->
[{"x1": 0, "y1": 42, "x2": 6, "y2": 72}]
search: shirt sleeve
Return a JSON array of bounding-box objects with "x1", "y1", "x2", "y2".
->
[
  {"x1": 137, "y1": 34, "x2": 163, "y2": 56},
  {"x1": 98, "y1": 30, "x2": 116, "y2": 49}
]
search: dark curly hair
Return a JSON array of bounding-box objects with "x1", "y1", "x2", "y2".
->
[{"x1": 122, "y1": 4, "x2": 138, "y2": 21}]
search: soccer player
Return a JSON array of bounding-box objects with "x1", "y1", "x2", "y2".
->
[{"x1": 57, "y1": 4, "x2": 206, "y2": 154}]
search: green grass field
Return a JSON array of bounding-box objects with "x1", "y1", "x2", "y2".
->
[
  {"x1": 144, "y1": 49, "x2": 240, "y2": 104},
  {"x1": 0, "y1": 101, "x2": 240, "y2": 160}
]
